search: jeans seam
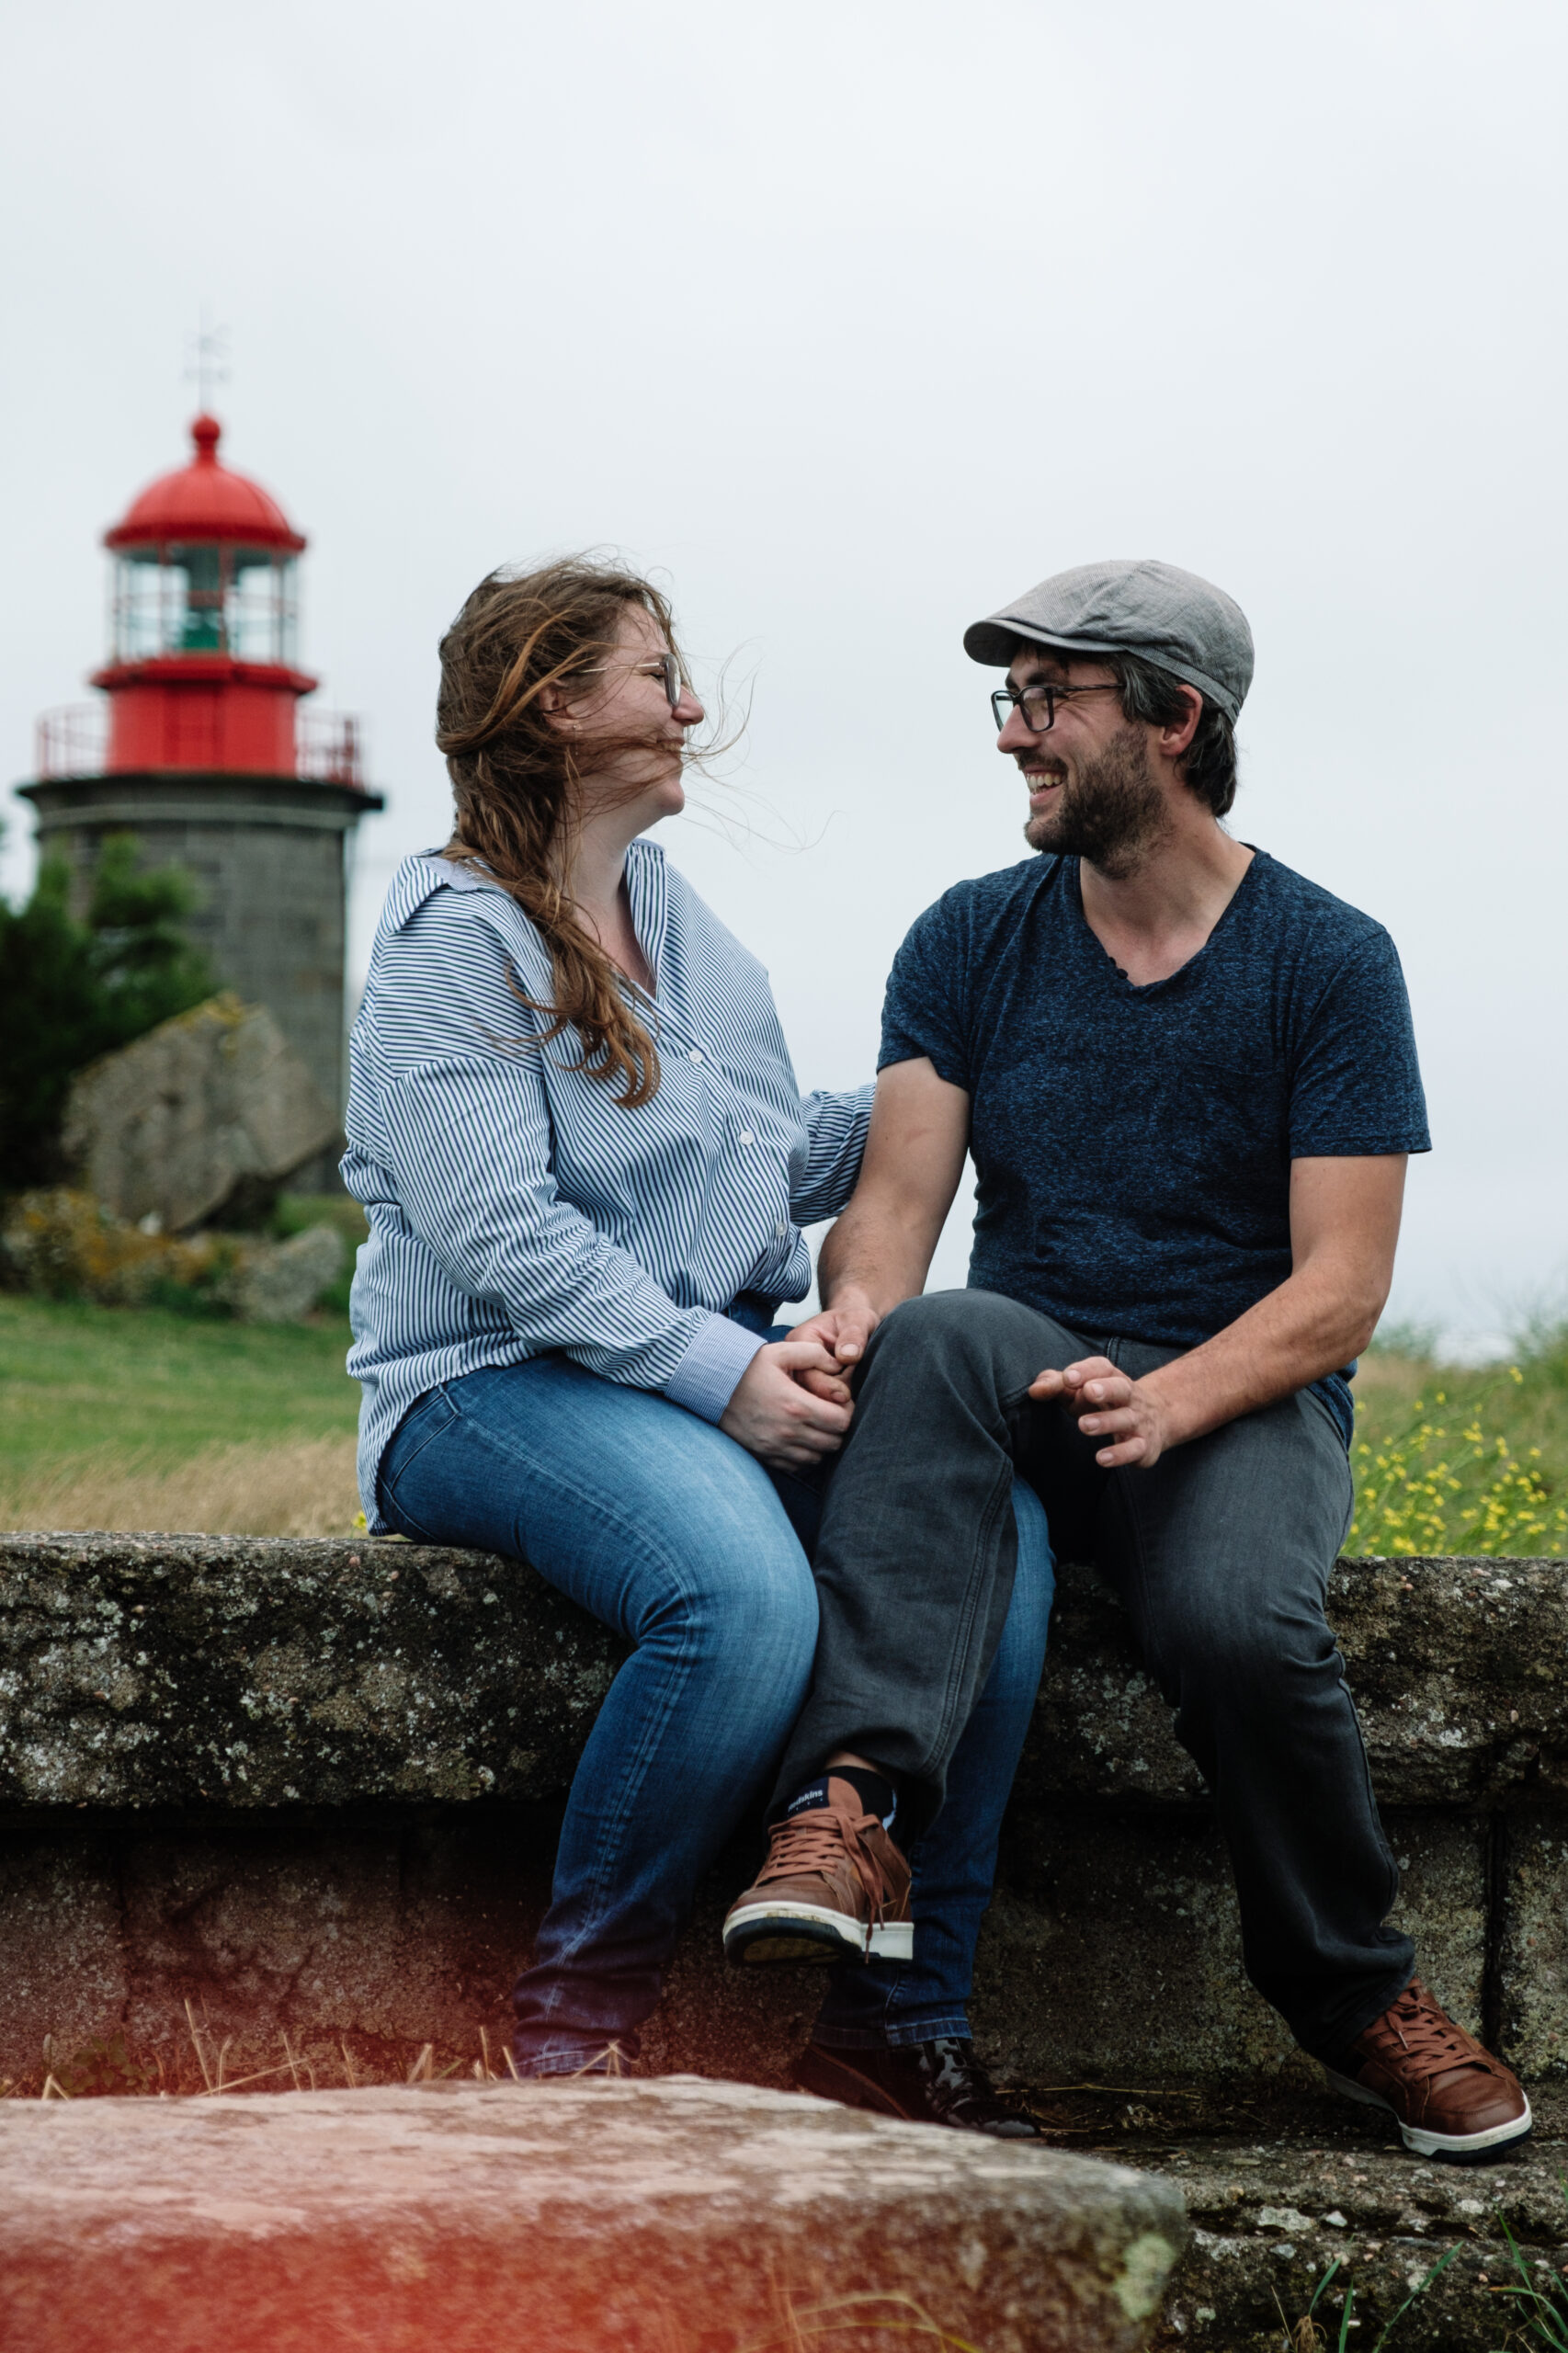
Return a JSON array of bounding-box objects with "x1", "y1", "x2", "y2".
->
[
  {"x1": 917, "y1": 1429, "x2": 1017, "y2": 1779},
  {"x1": 379, "y1": 1387, "x2": 460, "y2": 1536}
]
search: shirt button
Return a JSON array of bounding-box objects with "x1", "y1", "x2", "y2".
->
[
  {"x1": 687, "y1": 1047, "x2": 704, "y2": 1063},
  {"x1": 738, "y1": 1130, "x2": 755, "y2": 1146},
  {"x1": 774, "y1": 1220, "x2": 787, "y2": 1239}
]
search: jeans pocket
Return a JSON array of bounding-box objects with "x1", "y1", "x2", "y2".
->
[{"x1": 379, "y1": 1385, "x2": 460, "y2": 1539}]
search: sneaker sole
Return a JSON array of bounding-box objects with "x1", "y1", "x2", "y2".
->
[
  {"x1": 1324, "y1": 2067, "x2": 1534, "y2": 2162},
  {"x1": 722, "y1": 1901, "x2": 914, "y2": 1966}
]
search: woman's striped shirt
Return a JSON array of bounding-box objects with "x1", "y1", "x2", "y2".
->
[{"x1": 343, "y1": 843, "x2": 872, "y2": 1526}]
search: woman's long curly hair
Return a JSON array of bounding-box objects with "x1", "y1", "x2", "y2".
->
[{"x1": 437, "y1": 559, "x2": 687, "y2": 1108}]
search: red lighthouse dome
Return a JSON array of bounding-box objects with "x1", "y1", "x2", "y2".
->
[
  {"x1": 106, "y1": 415, "x2": 306, "y2": 555},
  {"x1": 92, "y1": 415, "x2": 319, "y2": 776}
]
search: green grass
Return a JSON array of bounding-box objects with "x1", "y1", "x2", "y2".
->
[
  {"x1": 0, "y1": 1291, "x2": 358, "y2": 1483},
  {"x1": 1348, "y1": 1324, "x2": 1568, "y2": 1556},
  {"x1": 3, "y1": 1250, "x2": 1565, "y2": 1557}
]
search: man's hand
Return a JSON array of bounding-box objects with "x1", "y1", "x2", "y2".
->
[
  {"x1": 785, "y1": 1288, "x2": 881, "y2": 1399},
  {"x1": 1029, "y1": 1357, "x2": 1175, "y2": 1470},
  {"x1": 721, "y1": 1339, "x2": 854, "y2": 1472}
]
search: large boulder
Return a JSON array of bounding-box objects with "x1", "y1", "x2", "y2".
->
[
  {"x1": 62, "y1": 995, "x2": 339, "y2": 1233},
  {"x1": 0, "y1": 2076, "x2": 1187, "y2": 2353}
]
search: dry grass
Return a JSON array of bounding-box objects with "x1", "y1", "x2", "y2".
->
[{"x1": 0, "y1": 1432, "x2": 361, "y2": 1538}]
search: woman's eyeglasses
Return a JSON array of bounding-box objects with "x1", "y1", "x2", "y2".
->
[{"x1": 580, "y1": 654, "x2": 684, "y2": 709}]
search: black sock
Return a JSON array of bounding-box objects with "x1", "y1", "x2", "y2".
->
[{"x1": 780, "y1": 1766, "x2": 897, "y2": 1833}]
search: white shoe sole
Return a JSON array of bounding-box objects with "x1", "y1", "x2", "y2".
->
[
  {"x1": 722, "y1": 1900, "x2": 914, "y2": 1964},
  {"x1": 1324, "y1": 2067, "x2": 1533, "y2": 2160}
]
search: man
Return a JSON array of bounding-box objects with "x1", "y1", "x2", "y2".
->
[{"x1": 723, "y1": 560, "x2": 1531, "y2": 2164}]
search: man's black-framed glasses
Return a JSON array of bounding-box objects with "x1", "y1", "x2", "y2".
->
[{"x1": 990, "y1": 680, "x2": 1121, "y2": 734}]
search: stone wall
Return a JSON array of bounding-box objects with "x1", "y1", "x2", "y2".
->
[
  {"x1": 1, "y1": 1532, "x2": 1562, "y2": 2097},
  {"x1": 19, "y1": 773, "x2": 382, "y2": 1176}
]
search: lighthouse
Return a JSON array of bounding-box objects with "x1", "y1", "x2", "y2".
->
[{"x1": 19, "y1": 415, "x2": 384, "y2": 1176}]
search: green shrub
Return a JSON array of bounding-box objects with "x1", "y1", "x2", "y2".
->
[{"x1": 0, "y1": 835, "x2": 213, "y2": 1189}]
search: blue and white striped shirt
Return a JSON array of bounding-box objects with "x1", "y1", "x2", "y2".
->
[{"x1": 343, "y1": 844, "x2": 872, "y2": 1527}]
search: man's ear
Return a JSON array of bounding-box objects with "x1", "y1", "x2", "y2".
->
[{"x1": 1159, "y1": 686, "x2": 1203, "y2": 765}]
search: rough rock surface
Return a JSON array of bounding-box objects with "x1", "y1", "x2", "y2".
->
[
  {"x1": 974, "y1": 1809, "x2": 1485, "y2": 2094},
  {"x1": 1025, "y1": 1552, "x2": 1568, "y2": 1810},
  {"x1": 0, "y1": 1533, "x2": 1562, "y2": 2104},
  {"x1": 6, "y1": 1537, "x2": 1562, "y2": 1815},
  {"x1": 1142, "y1": 2121, "x2": 1568, "y2": 2350},
  {"x1": 0, "y1": 2076, "x2": 1187, "y2": 2353},
  {"x1": 222, "y1": 1223, "x2": 345, "y2": 1322},
  {"x1": 0, "y1": 1533, "x2": 621, "y2": 1809},
  {"x1": 62, "y1": 994, "x2": 339, "y2": 1231}
]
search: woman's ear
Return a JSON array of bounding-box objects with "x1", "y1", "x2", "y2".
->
[{"x1": 539, "y1": 682, "x2": 577, "y2": 732}]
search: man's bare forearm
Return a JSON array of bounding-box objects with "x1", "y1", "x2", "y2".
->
[
  {"x1": 817, "y1": 1196, "x2": 939, "y2": 1323},
  {"x1": 1039, "y1": 1155, "x2": 1406, "y2": 1472},
  {"x1": 1136, "y1": 1256, "x2": 1385, "y2": 1448},
  {"x1": 811, "y1": 1060, "x2": 971, "y2": 1344}
]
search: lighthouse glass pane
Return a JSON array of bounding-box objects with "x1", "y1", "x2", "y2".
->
[
  {"x1": 109, "y1": 548, "x2": 298, "y2": 665},
  {"x1": 112, "y1": 553, "x2": 191, "y2": 660},
  {"x1": 226, "y1": 551, "x2": 298, "y2": 665}
]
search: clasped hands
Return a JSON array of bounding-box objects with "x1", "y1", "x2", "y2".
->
[{"x1": 721, "y1": 1298, "x2": 1172, "y2": 1475}]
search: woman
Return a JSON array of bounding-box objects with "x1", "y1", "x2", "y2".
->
[{"x1": 344, "y1": 560, "x2": 1052, "y2": 2125}]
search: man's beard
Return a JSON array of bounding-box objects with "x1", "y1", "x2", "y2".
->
[{"x1": 1023, "y1": 723, "x2": 1170, "y2": 876}]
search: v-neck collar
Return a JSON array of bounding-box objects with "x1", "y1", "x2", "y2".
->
[{"x1": 1064, "y1": 849, "x2": 1262, "y2": 996}]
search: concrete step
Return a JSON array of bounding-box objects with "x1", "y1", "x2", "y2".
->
[
  {"x1": 4, "y1": 1533, "x2": 1564, "y2": 2099},
  {"x1": 0, "y1": 2075, "x2": 1187, "y2": 2353},
  {"x1": 1139, "y1": 2119, "x2": 1568, "y2": 2350}
]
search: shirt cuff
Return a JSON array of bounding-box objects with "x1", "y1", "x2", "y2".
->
[{"x1": 663, "y1": 1313, "x2": 767, "y2": 1423}]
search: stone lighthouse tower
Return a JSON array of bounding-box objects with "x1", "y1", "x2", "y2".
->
[{"x1": 20, "y1": 415, "x2": 384, "y2": 1169}]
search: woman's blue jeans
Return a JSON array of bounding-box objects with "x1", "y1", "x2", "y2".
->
[{"x1": 377, "y1": 1344, "x2": 1054, "y2": 2075}]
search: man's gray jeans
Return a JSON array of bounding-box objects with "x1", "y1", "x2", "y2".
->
[{"x1": 770, "y1": 1288, "x2": 1415, "y2": 2058}]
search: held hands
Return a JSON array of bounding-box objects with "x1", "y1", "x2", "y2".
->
[
  {"x1": 1028, "y1": 1356, "x2": 1173, "y2": 1471},
  {"x1": 721, "y1": 1339, "x2": 854, "y2": 1472},
  {"x1": 785, "y1": 1291, "x2": 880, "y2": 1403}
]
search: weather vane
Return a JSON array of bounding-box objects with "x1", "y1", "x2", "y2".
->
[{"x1": 185, "y1": 305, "x2": 232, "y2": 413}]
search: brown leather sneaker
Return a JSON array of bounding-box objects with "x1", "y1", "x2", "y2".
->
[
  {"x1": 1324, "y1": 1978, "x2": 1532, "y2": 2162},
  {"x1": 722, "y1": 1777, "x2": 914, "y2": 1965}
]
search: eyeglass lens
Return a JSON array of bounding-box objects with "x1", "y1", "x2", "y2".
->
[{"x1": 991, "y1": 685, "x2": 1056, "y2": 733}]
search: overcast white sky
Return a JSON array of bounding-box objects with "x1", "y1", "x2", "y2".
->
[{"x1": 5, "y1": 0, "x2": 1564, "y2": 1346}]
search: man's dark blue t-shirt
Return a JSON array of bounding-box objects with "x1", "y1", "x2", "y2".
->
[{"x1": 880, "y1": 850, "x2": 1430, "y2": 1395}]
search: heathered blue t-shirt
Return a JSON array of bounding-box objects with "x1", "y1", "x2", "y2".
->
[{"x1": 880, "y1": 850, "x2": 1430, "y2": 1374}]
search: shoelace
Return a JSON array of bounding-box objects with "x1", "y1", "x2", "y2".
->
[
  {"x1": 1362, "y1": 1983, "x2": 1493, "y2": 2075},
  {"x1": 753, "y1": 1806, "x2": 892, "y2": 1931}
]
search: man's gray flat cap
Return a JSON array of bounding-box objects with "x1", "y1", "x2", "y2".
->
[{"x1": 963, "y1": 558, "x2": 1254, "y2": 721}]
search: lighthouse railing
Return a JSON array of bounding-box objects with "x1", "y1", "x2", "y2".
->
[
  {"x1": 294, "y1": 710, "x2": 365, "y2": 789},
  {"x1": 34, "y1": 700, "x2": 369, "y2": 790},
  {"x1": 35, "y1": 704, "x2": 109, "y2": 779}
]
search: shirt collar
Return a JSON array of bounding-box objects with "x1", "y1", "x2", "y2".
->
[
  {"x1": 625, "y1": 838, "x2": 668, "y2": 989},
  {"x1": 384, "y1": 841, "x2": 669, "y2": 972}
]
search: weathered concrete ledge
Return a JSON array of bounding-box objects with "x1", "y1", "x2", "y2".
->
[
  {"x1": 2, "y1": 1534, "x2": 1565, "y2": 2106},
  {"x1": 1145, "y1": 2122, "x2": 1568, "y2": 2351},
  {"x1": 0, "y1": 2075, "x2": 1187, "y2": 2353},
  {"x1": 4, "y1": 1535, "x2": 1561, "y2": 1813}
]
